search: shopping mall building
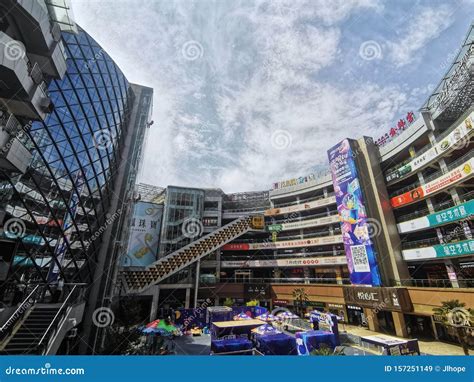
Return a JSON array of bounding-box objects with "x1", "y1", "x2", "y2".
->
[{"x1": 121, "y1": 24, "x2": 474, "y2": 346}]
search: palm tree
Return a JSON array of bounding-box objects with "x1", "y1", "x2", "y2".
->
[
  {"x1": 292, "y1": 287, "x2": 309, "y2": 317},
  {"x1": 433, "y1": 300, "x2": 473, "y2": 355}
]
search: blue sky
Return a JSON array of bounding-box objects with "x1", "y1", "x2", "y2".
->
[{"x1": 71, "y1": 0, "x2": 474, "y2": 192}]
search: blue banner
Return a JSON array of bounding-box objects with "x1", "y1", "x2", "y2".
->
[
  {"x1": 0, "y1": 356, "x2": 470, "y2": 382},
  {"x1": 328, "y1": 139, "x2": 381, "y2": 286}
]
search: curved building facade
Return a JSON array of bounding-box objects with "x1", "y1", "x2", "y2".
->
[{"x1": 0, "y1": 25, "x2": 152, "y2": 313}]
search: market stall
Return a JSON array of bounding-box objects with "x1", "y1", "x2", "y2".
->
[
  {"x1": 360, "y1": 335, "x2": 420, "y2": 355},
  {"x1": 295, "y1": 330, "x2": 338, "y2": 355}
]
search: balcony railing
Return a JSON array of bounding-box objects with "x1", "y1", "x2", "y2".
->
[
  {"x1": 395, "y1": 278, "x2": 474, "y2": 288},
  {"x1": 402, "y1": 234, "x2": 474, "y2": 250},
  {"x1": 273, "y1": 193, "x2": 335, "y2": 209}
]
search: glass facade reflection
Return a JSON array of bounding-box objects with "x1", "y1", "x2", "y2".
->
[
  {"x1": 0, "y1": 26, "x2": 135, "y2": 294},
  {"x1": 159, "y1": 186, "x2": 205, "y2": 256}
]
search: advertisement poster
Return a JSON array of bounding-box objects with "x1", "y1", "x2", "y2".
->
[
  {"x1": 264, "y1": 195, "x2": 336, "y2": 216},
  {"x1": 267, "y1": 214, "x2": 339, "y2": 232},
  {"x1": 327, "y1": 139, "x2": 381, "y2": 286},
  {"x1": 398, "y1": 199, "x2": 474, "y2": 233},
  {"x1": 402, "y1": 239, "x2": 474, "y2": 261},
  {"x1": 123, "y1": 202, "x2": 163, "y2": 267},
  {"x1": 391, "y1": 158, "x2": 474, "y2": 208},
  {"x1": 220, "y1": 255, "x2": 347, "y2": 268},
  {"x1": 385, "y1": 111, "x2": 473, "y2": 183},
  {"x1": 222, "y1": 234, "x2": 342, "y2": 251}
]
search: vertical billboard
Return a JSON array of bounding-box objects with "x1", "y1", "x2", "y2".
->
[
  {"x1": 122, "y1": 202, "x2": 163, "y2": 267},
  {"x1": 328, "y1": 139, "x2": 381, "y2": 286}
]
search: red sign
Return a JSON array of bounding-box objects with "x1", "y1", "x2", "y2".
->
[
  {"x1": 222, "y1": 243, "x2": 250, "y2": 251},
  {"x1": 391, "y1": 186, "x2": 424, "y2": 208}
]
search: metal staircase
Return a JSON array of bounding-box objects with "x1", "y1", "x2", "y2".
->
[{"x1": 123, "y1": 215, "x2": 265, "y2": 293}]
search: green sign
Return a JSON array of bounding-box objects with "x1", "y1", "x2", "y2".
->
[
  {"x1": 435, "y1": 240, "x2": 474, "y2": 258},
  {"x1": 428, "y1": 199, "x2": 474, "y2": 227},
  {"x1": 267, "y1": 224, "x2": 282, "y2": 232}
]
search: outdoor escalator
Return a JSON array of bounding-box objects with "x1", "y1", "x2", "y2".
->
[
  {"x1": 123, "y1": 215, "x2": 265, "y2": 294},
  {"x1": 0, "y1": 284, "x2": 86, "y2": 354}
]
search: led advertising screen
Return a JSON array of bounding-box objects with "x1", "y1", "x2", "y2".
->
[
  {"x1": 123, "y1": 202, "x2": 163, "y2": 267},
  {"x1": 328, "y1": 139, "x2": 382, "y2": 286}
]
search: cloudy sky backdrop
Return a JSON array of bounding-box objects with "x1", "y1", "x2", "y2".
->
[{"x1": 71, "y1": 0, "x2": 474, "y2": 192}]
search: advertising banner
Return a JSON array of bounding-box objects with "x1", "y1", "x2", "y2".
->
[
  {"x1": 398, "y1": 199, "x2": 474, "y2": 233},
  {"x1": 402, "y1": 239, "x2": 474, "y2": 261},
  {"x1": 328, "y1": 139, "x2": 381, "y2": 286},
  {"x1": 122, "y1": 202, "x2": 163, "y2": 267},
  {"x1": 266, "y1": 214, "x2": 339, "y2": 232},
  {"x1": 221, "y1": 235, "x2": 342, "y2": 251},
  {"x1": 385, "y1": 112, "x2": 474, "y2": 182},
  {"x1": 391, "y1": 158, "x2": 474, "y2": 208},
  {"x1": 264, "y1": 196, "x2": 336, "y2": 216},
  {"x1": 221, "y1": 255, "x2": 347, "y2": 268}
]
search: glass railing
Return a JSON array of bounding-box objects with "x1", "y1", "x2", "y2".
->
[
  {"x1": 395, "y1": 278, "x2": 474, "y2": 288},
  {"x1": 402, "y1": 233, "x2": 474, "y2": 250},
  {"x1": 271, "y1": 210, "x2": 338, "y2": 224},
  {"x1": 233, "y1": 230, "x2": 341, "y2": 243}
]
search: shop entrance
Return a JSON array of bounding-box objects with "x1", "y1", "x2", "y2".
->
[
  {"x1": 376, "y1": 311, "x2": 396, "y2": 335},
  {"x1": 404, "y1": 314, "x2": 435, "y2": 340}
]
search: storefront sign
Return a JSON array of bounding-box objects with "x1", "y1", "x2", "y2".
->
[
  {"x1": 266, "y1": 214, "x2": 339, "y2": 232},
  {"x1": 273, "y1": 173, "x2": 317, "y2": 190},
  {"x1": 385, "y1": 111, "x2": 473, "y2": 182},
  {"x1": 328, "y1": 139, "x2": 382, "y2": 286},
  {"x1": 273, "y1": 299, "x2": 289, "y2": 306},
  {"x1": 343, "y1": 287, "x2": 413, "y2": 312},
  {"x1": 220, "y1": 255, "x2": 347, "y2": 268},
  {"x1": 222, "y1": 235, "x2": 342, "y2": 251},
  {"x1": 397, "y1": 199, "x2": 474, "y2": 233},
  {"x1": 402, "y1": 239, "x2": 474, "y2": 261},
  {"x1": 123, "y1": 202, "x2": 163, "y2": 267},
  {"x1": 391, "y1": 158, "x2": 474, "y2": 208},
  {"x1": 264, "y1": 196, "x2": 336, "y2": 216},
  {"x1": 244, "y1": 283, "x2": 269, "y2": 299}
]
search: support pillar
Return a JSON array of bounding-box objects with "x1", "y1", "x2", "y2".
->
[
  {"x1": 364, "y1": 308, "x2": 380, "y2": 332},
  {"x1": 335, "y1": 267, "x2": 343, "y2": 285},
  {"x1": 445, "y1": 260, "x2": 460, "y2": 288},
  {"x1": 392, "y1": 311, "x2": 408, "y2": 338},
  {"x1": 194, "y1": 259, "x2": 201, "y2": 308},
  {"x1": 149, "y1": 286, "x2": 160, "y2": 322},
  {"x1": 185, "y1": 287, "x2": 191, "y2": 309}
]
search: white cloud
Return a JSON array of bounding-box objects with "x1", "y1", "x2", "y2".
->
[{"x1": 388, "y1": 5, "x2": 455, "y2": 67}]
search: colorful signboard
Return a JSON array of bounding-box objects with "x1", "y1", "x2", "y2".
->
[
  {"x1": 272, "y1": 173, "x2": 317, "y2": 190},
  {"x1": 386, "y1": 112, "x2": 474, "y2": 183},
  {"x1": 266, "y1": 214, "x2": 339, "y2": 232},
  {"x1": 222, "y1": 235, "x2": 342, "y2": 251},
  {"x1": 391, "y1": 158, "x2": 474, "y2": 208},
  {"x1": 398, "y1": 199, "x2": 474, "y2": 233},
  {"x1": 328, "y1": 139, "x2": 382, "y2": 286},
  {"x1": 264, "y1": 196, "x2": 336, "y2": 216},
  {"x1": 123, "y1": 202, "x2": 163, "y2": 267},
  {"x1": 220, "y1": 255, "x2": 347, "y2": 268},
  {"x1": 402, "y1": 239, "x2": 474, "y2": 261}
]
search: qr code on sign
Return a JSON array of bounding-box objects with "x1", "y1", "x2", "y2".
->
[{"x1": 350, "y1": 245, "x2": 370, "y2": 272}]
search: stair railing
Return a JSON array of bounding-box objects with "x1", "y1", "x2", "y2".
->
[
  {"x1": 36, "y1": 285, "x2": 82, "y2": 354},
  {"x1": 0, "y1": 285, "x2": 42, "y2": 341}
]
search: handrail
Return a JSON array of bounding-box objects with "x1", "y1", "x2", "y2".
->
[
  {"x1": 0, "y1": 285, "x2": 41, "y2": 341},
  {"x1": 219, "y1": 277, "x2": 350, "y2": 285},
  {"x1": 36, "y1": 285, "x2": 79, "y2": 354},
  {"x1": 394, "y1": 278, "x2": 474, "y2": 288}
]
